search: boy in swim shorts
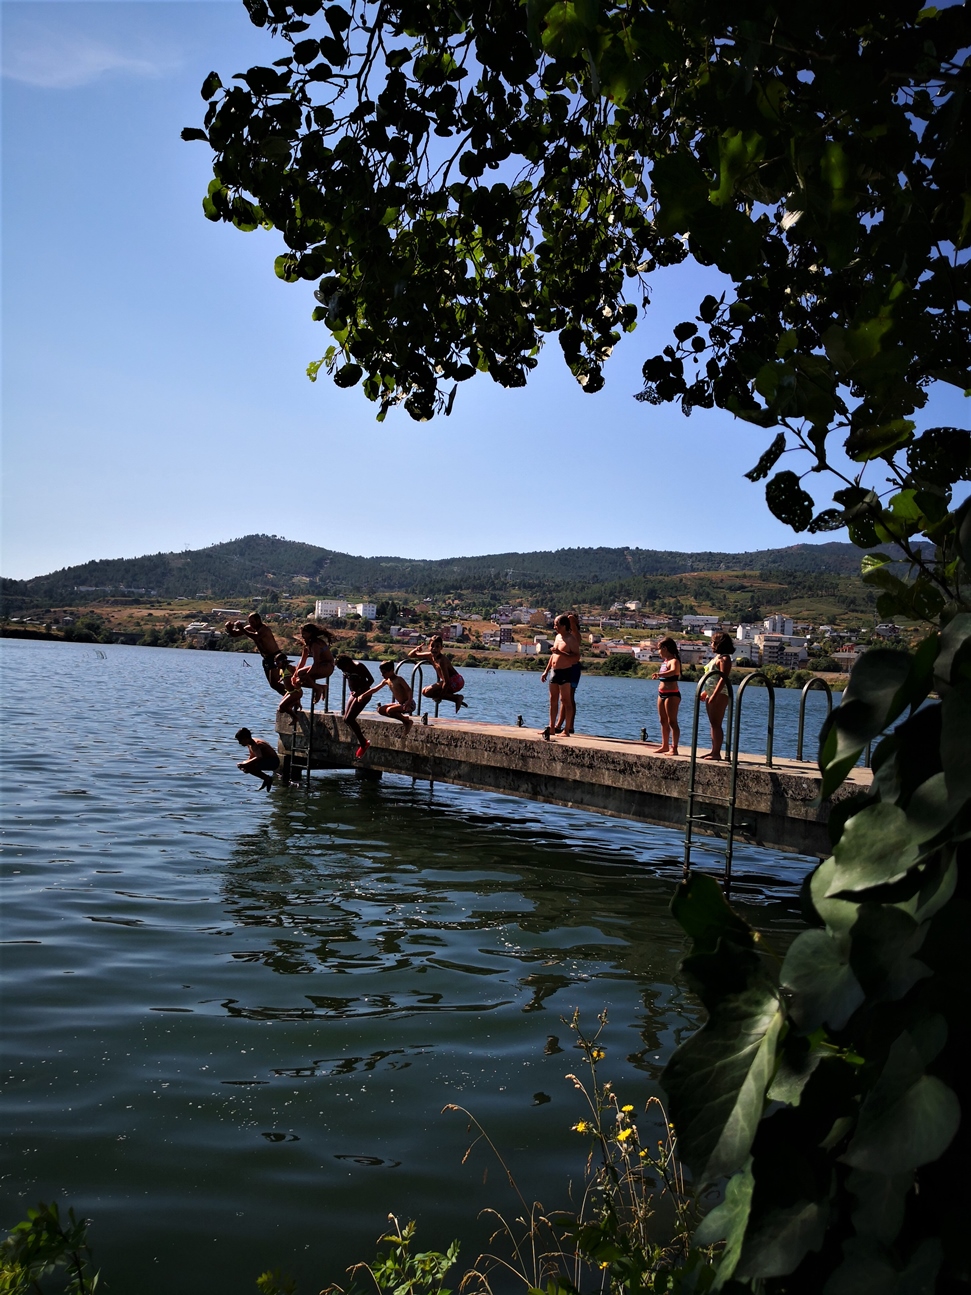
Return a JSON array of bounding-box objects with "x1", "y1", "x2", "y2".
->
[
  {"x1": 368, "y1": 661, "x2": 415, "y2": 730},
  {"x1": 234, "y1": 727, "x2": 280, "y2": 791}
]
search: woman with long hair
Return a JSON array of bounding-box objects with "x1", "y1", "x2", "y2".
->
[
  {"x1": 654, "y1": 637, "x2": 682, "y2": 755},
  {"x1": 408, "y1": 634, "x2": 468, "y2": 712},
  {"x1": 540, "y1": 612, "x2": 582, "y2": 736},
  {"x1": 700, "y1": 632, "x2": 734, "y2": 760},
  {"x1": 290, "y1": 623, "x2": 335, "y2": 700}
]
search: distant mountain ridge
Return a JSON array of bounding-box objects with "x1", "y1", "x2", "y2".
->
[{"x1": 0, "y1": 534, "x2": 879, "y2": 608}]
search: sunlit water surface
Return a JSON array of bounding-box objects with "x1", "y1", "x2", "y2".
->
[{"x1": 0, "y1": 641, "x2": 819, "y2": 1292}]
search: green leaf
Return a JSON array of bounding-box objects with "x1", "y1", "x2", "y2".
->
[
  {"x1": 765, "y1": 471, "x2": 814, "y2": 532},
  {"x1": 661, "y1": 971, "x2": 784, "y2": 1181},
  {"x1": 939, "y1": 685, "x2": 971, "y2": 807},
  {"x1": 745, "y1": 432, "x2": 786, "y2": 483},
  {"x1": 333, "y1": 363, "x2": 363, "y2": 388},
  {"x1": 181, "y1": 127, "x2": 209, "y2": 142},
  {"x1": 694, "y1": 1159, "x2": 755, "y2": 1289},
  {"x1": 780, "y1": 928, "x2": 864, "y2": 1031},
  {"x1": 843, "y1": 1031, "x2": 959, "y2": 1173},
  {"x1": 201, "y1": 70, "x2": 222, "y2": 100},
  {"x1": 818, "y1": 649, "x2": 913, "y2": 798},
  {"x1": 844, "y1": 419, "x2": 915, "y2": 463},
  {"x1": 669, "y1": 872, "x2": 754, "y2": 957},
  {"x1": 827, "y1": 803, "x2": 921, "y2": 895},
  {"x1": 846, "y1": 1169, "x2": 912, "y2": 1246}
]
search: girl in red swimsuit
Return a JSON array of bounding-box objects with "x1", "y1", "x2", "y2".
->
[{"x1": 654, "y1": 637, "x2": 682, "y2": 755}]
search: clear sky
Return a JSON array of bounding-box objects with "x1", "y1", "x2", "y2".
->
[{"x1": 2, "y1": 0, "x2": 966, "y2": 581}]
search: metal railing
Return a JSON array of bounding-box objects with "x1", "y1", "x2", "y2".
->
[{"x1": 796, "y1": 677, "x2": 832, "y2": 763}]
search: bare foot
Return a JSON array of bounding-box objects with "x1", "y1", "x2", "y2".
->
[
  {"x1": 653, "y1": 745, "x2": 669, "y2": 753},
  {"x1": 401, "y1": 717, "x2": 413, "y2": 731},
  {"x1": 701, "y1": 752, "x2": 721, "y2": 761}
]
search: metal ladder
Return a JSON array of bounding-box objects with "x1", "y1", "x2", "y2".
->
[
  {"x1": 288, "y1": 675, "x2": 330, "y2": 789},
  {"x1": 682, "y1": 671, "x2": 776, "y2": 891}
]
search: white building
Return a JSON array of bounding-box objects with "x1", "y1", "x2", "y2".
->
[
  {"x1": 625, "y1": 601, "x2": 642, "y2": 611},
  {"x1": 764, "y1": 614, "x2": 794, "y2": 636},
  {"x1": 354, "y1": 602, "x2": 377, "y2": 620},
  {"x1": 682, "y1": 614, "x2": 722, "y2": 629},
  {"x1": 315, "y1": 598, "x2": 350, "y2": 618},
  {"x1": 678, "y1": 641, "x2": 714, "y2": 665},
  {"x1": 735, "y1": 623, "x2": 759, "y2": 643},
  {"x1": 500, "y1": 642, "x2": 519, "y2": 654}
]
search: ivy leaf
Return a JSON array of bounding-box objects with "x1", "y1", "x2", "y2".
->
[
  {"x1": 745, "y1": 432, "x2": 786, "y2": 483},
  {"x1": 693, "y1": 1159, "x2": 755, "y2": 1289},
  {"x1": 842, "y1": 1031, "x2": 959, "y2": 1173},
  {"x1": 826, "y1": 803, "x2": 921, "y2": 895},
  {"x1": 661, "y1": 949, "x2": 784, "y2": 1182},
  {"x1": 765, "y1": 471, "x2": 814, "y2": 531},
  {"x1": 780, "y1": 928, "x2": 865, "y2": 1031},
  {"x1": 817, "y1": 649, "x2": 913, "y2": 798}
]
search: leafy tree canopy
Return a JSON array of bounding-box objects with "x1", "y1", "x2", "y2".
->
[{"x1": 191, "y1": 0, "x2": 970, "y2": 615}]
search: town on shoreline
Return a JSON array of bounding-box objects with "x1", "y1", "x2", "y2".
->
[{"x1": 2, "y1": 589, "x2": 923, "y2": 689}]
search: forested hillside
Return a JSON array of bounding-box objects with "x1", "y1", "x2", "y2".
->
[{"x1": 2, "y1": 533, "x2": 890, "y2": 611}]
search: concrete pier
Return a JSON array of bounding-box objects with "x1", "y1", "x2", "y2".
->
[{"x1": 276, "y1": 713, "x2": 871, "y2": 858}]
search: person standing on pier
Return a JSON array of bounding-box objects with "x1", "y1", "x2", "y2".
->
[
  {"x1": 334, "y1": 655, "x2": 375, "y2": 758},
  {"x1": 654, "y1": 638, "x2": 682, "y2": 755},
  {"x1": 408, "y1": 635, "x2": 468, "y2": 712},
  {"x1": 700, "y1": 633, "x2": 734, "y2": 761},
  {"x1": 541, "y1": 613, "x2": 582, "y2": 736},
  {"x1": 234, "y1": 727, "x2": 280, "y2": 791},
  {"x1": 291, "y1": 623, "x2": 335, "y2": 702}
]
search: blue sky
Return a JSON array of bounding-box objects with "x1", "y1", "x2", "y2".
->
[{"x1": 2, "y1": 1, "x2": 966, "y2": 581}]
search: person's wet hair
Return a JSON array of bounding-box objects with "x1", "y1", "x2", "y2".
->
[
  {"x1": 380, "y1": 661, "x2": 396, "y2": 676},
  {"x1": 235, "y1": 728, "x2": 252, "y2": 743},
  {"x1": 334, "y1": 654, "x2": 354, "y2": 669},
  {"x1": 713, "y1": 633, "x2": 734, "y2": 655},
  {"x1": 301, "y1": 622, "x2": 333, "y2": 643},
  {"x1": 658, "y1": 637, "x2": 681, "y2": 661}
]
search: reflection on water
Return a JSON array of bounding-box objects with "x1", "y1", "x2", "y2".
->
[{"x1": 0, "y1": 641, "x2": 809, "y2": 1295}]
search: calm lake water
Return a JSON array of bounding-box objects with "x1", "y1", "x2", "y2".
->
[{"x1": 0, "y1": 641, "x2": 821, "y2": 1292}]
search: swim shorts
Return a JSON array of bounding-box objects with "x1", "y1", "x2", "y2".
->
[
  {"x1": 568, "y1": 663, "x2": 582, "y2": 687},
  {"x1": 550, "y1": 668, "x2": 572, "y2": 685},
  {"x1": 256, "y1": 753, "x2": 280, "y2": 771},
  {"x1": 447, "y1": 673, "x2": 465, "y2": 692}
]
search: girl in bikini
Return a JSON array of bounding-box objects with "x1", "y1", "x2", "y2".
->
[
  {"x1": 700, "y1": 632, "x2": 734, "y2": 760},
  {"x1": 291, "y1": 623, "x2": 335, "y2": 701},
  {"x1": 408, "y1": 635, "x2": 468, "y2": 712},
  {"x1": 540, "y1": 613, "x2": 582, "y2": 736},
  {"x1": 654, "y1": 637, "x2": 682, "y2": 755}
]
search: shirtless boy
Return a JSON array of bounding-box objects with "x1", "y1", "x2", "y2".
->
[
  {"x1": 225, "y1": 613, "x2": 281, "y2": 688},
  {"x1": 234, "y1": 727, "x2": 280, "y2": 791},
  {"x1": 369, "y1": 661, "x2": 415, "y2": 730},
  {"x1": 334, "y1": 655, "x2": 375, "y2": 758}
]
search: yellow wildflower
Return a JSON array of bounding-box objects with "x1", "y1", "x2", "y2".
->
[
  {"x1": 591, "y1": 1048, "x2": 606, "y2": 1061},
  {"x1": 616, "y1": 1127, "x2": 634, "y2": 1142},
  {"x1": 573, "y1": 1121, "x2": 591, "y2": 1134},
  {"x1": 621, "y1": 1104, "x2": 634, "y2": 1113}
]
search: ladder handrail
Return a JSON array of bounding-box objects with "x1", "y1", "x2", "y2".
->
[
  {"x1": 396, "y1": 660, "x2": 424, "y2": 717},
  {"x1": 724, "y1": 671, "x2": 776, "y2": 885},
  {"x1": 682, "y1": 677, "x2": 735, "y2": 880},
  {"x1": 796, "y1": 676, "x2": 832, "y2": 762}
]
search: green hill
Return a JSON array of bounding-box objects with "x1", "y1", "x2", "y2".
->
[{"x1": 1, "y1": 534, "x2": 883, "y2": 612}]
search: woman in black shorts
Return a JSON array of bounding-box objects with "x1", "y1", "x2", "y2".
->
[{"x1": 541, "y1": 613, "x2": 582, "y2": 736}]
